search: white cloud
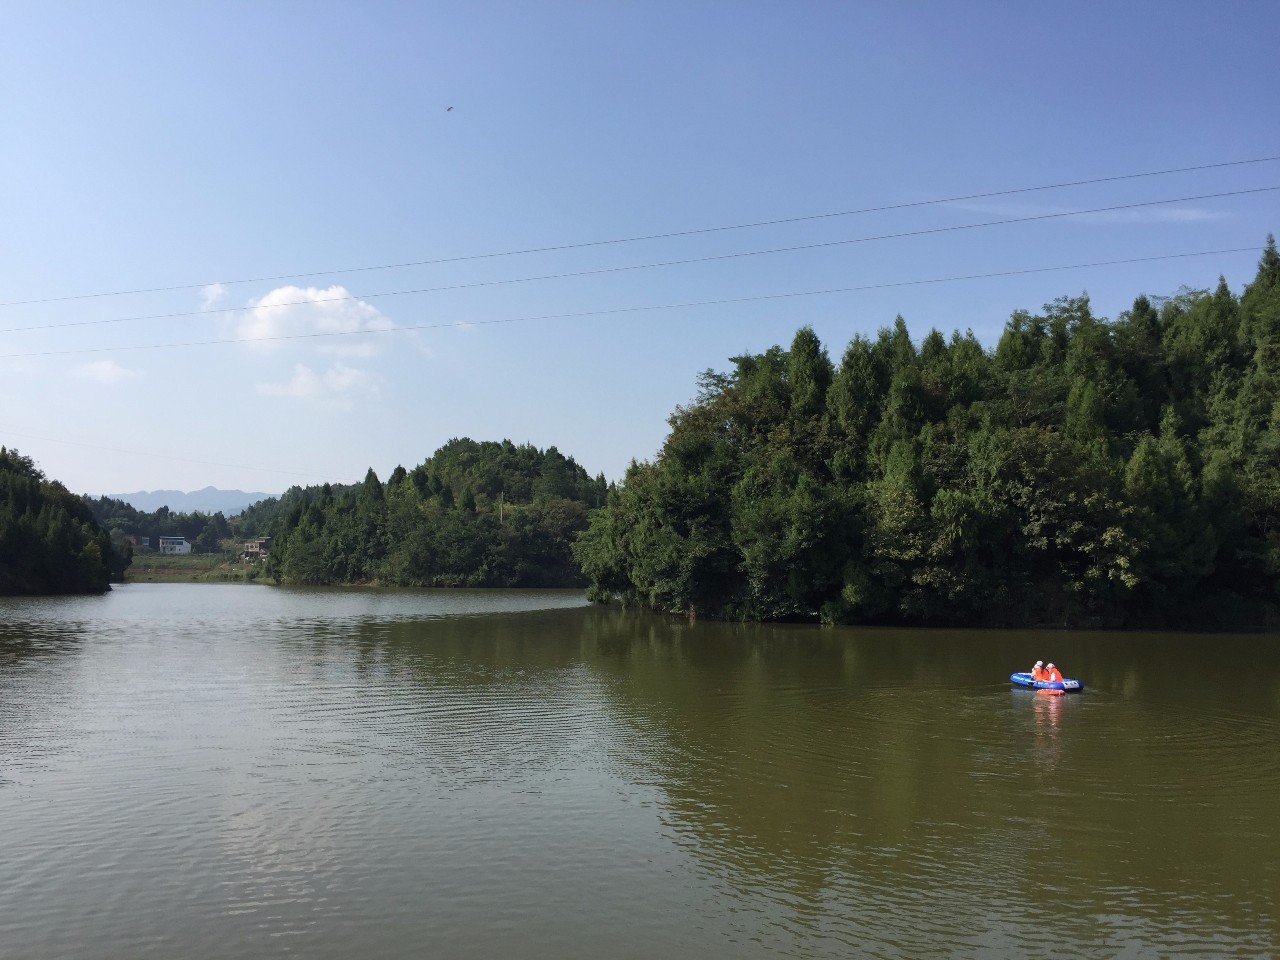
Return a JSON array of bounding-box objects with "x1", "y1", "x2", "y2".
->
[
  {"x1": 1073, "y1": 207, "x2": 1228, "y2": 225},
  {"x1": 405, "y1": 331, "x2": 436, "y2": 359},
  {"x1": 200, "y1": 283, "x2": 228, "y2": 310},
  {"x1": 945, "y1": 200, "x2": 1229, "y2": 225},
  {"x1": 256, "y1": 362, "x2": 379, "y2": 405},
  {"x1": 236, "y1": 286, "x2": 394, "y2": 356},
  {"x1": 74, "y1": 359, "x2": 140, "y2": 383}
]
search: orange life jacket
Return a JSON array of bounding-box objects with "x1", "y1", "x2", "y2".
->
[
  {"x1": 1046, "y1": 667, "x2": 1063, "y2": 683},
  {"x1": 1031, "y1": 666, "x2": 1046, "y2": 681}
]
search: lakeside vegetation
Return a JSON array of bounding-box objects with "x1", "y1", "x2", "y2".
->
[
  {"x1": 574, "y1": 238, "x2": 1280, "y2": 629},
  {"x1": 125, "y1": 552, "x2": 265, "y2": 583},
  {"x1": 9, "y1": 239, "x2": 1279, "y2": 628},
  {"x1": 264, "y1": 439, "x2": 607, "y2": 587},
  {"x1": 0, "y1": 447, "x2": 129, "y2": 595}
]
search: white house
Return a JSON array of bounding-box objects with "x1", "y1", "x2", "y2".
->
[{"x1": 158, "y1": 536, "x2": 192, "y2": 555}]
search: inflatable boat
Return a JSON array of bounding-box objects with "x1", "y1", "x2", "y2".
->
[{"x1": 1010, "y1": 672, "x2": 1083, "y2": 693}]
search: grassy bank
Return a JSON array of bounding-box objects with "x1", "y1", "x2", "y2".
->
[{"x1": 125, "y1": 553, "x2": 266, "y2": 584}]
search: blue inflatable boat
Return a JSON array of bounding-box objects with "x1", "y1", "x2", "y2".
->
[{"x1": 1010, "y1": 672, "x2": 1083, "y2": 693}]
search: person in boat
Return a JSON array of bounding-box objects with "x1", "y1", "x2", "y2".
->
[
  {"x1": 1030, "y1": 660, "x2": 1047, "y2": 681},
  {"x1": 1045, "y1": 663, "x2": 1064, "y2": 683}
]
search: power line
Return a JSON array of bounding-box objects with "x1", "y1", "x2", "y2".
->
[
  {"x1": 4, "y1": 186, "x2": 1275, "y2": 336},
  {"x1": 2, "y1": 154, "x2": 1277, "y2": 309},
  {"x1": 0, "y1": 245, "x2": 1257, "y2": 360},
  {"x1": 0, "y1": 426, "x2": 327, "y2": 481}
]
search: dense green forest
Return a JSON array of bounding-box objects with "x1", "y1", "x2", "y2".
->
[
  {"x1": 233, "y1": 484, "x2": 358, "y2": 539},
  {"x1": 237, "y1": 481, "x2": 419, "y2": 542},
  {"x1": 1, "y1": 448, "x2": 130, "y2": 595},
  {"x1": 574, "y1": 238, "x2": 1280, "y2": 629},
  {"x1": 265, "y1": 439, "x2": 608, "y2": 587}
]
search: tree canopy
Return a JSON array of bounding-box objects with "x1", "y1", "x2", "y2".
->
[
  {"x1": 1, "y1": 448, "x2": 130, "y2": 595},
  {"x1": 574, "y1": 239, "x2": 1280, "y2": 629},
  {"x1": 265, "y1": 438, "x2": 608, "y2": 587}
]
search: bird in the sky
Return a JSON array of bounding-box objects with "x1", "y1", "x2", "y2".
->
[{"x1": 446, "y1": 106, "x2": 453, "y2": 112}]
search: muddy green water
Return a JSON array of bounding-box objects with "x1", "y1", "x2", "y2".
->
[{"x1": 1, "y1": 584, "x2": 1276, "y2": 958}]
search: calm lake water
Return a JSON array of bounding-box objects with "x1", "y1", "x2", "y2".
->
[{"x1": 1, "y1": 584, "x2": 1276, "y2": 958}]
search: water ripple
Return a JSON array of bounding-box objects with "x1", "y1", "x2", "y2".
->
[{"x1": 1, "y1": 588, "x2": 1276, "y2": 959}]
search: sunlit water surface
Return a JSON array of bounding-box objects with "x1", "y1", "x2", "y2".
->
[{"x1": 1, "y1": 584, "x2": 1277, "y2": 958}]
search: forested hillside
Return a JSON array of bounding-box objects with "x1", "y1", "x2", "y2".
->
[
  {"x1": 266, "y1": 439, "x2": 608, "y2": 587},
  {"x1": 232, "y1": 482, "x2": 360, "y2": 538},
  {"x1": 574, "y1": 238, "x2": 1280, "y2": 629},
  {"x1": 1, "y1": 448, "x2": 130, "y2": 595}
]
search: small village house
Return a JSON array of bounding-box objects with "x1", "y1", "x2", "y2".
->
[{"x1": 241, "y1": 537, "x2": 272, "y2": 562}]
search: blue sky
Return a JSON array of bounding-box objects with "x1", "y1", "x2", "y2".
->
[{"x1": 2, "y1": 1, "x2": 1277, "y2": 496}]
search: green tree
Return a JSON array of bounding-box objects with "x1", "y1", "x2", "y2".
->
[
  {"x1": 0, "y1": 447, "x2": 124, "y2": 595},
  {"x1": 578, "y1": 241, "x2": 1280, "y2": 627}
]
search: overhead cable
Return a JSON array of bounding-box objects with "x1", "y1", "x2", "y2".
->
[
  {"x1": 0, "y1": 425, "x2": 328, "y2": 480},
  {"x1": 2, "y1": 155, "x2": 1277, "y2": 308},
  {"x1": 0, "y1": 245, "x2": 1257, "y2": 359},
  {"x1": 3, "y1": 186, "x2": 1276, "y2": 335}
]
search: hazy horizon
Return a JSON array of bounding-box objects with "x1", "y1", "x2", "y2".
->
[{"x1": 95, "y1": 486, "x2": 281, "y2": 515}]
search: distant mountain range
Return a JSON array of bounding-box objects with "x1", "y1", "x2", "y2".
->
[{"x1": 102, "y1": 486, "x2": 278, "y2": 515}]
